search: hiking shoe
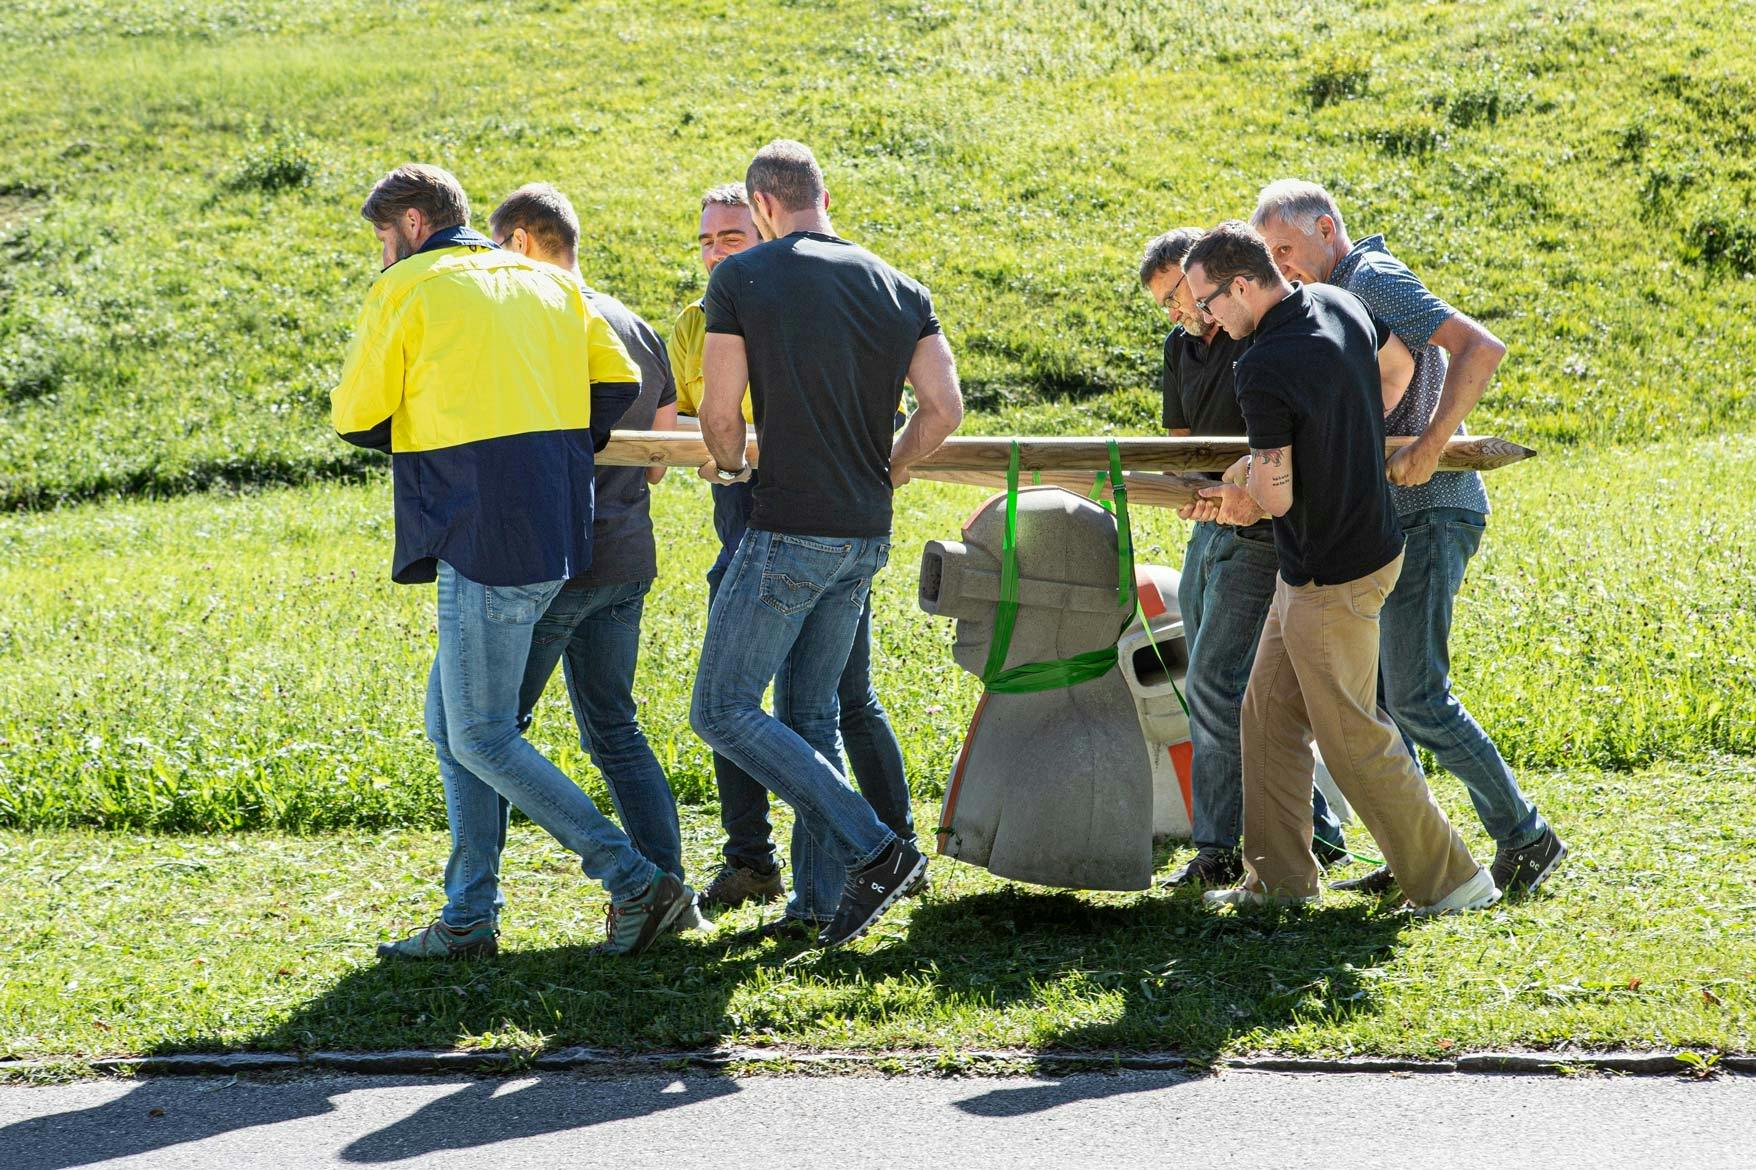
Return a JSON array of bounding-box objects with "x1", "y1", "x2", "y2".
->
[
  {"x1": 700, "y1": 860, "x2": 785, "y2": 911},
  {"x1": 902, "y1": 861, "x2": 931, "y2": 899},
  {"x1": 591, "y1": 870, "x2": 696, "y2": 956},
  {"x1": 1202, "y1": 884, "x2": 1318, "y2": 909},
  {"x1": 1330, "y1": 865, "x2": 1399, "y2": 896},
  {"x1": 819, "y1": 839, "x2": 927, "y2": 948},
  {"x1": 1406, "y1": 866, "x2": 1501, "y2": 917},
  {"x1": 376, "y1": 919, "x2": 498, "y2": 961},
  {"x1": 1160, "y1": 847, "x2": 1243, "y2": 889},
  {"x1": 1313, "y1": 831, "x2": 1350, "y2": 869},
  {"x1": 1490, "y1": 827, "x2": 1568, "y2": 895}
]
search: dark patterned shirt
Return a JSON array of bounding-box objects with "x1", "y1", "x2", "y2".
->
[{"x1": 1331, "y1": 235, "x2": 1490, "y2": 518}]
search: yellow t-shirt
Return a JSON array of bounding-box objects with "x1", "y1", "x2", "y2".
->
[{"x1": 669, "y1": 299, "x2": 754, "y2": 422}]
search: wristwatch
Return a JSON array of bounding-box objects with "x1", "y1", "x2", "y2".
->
[{"x1": 715, "y1": 463, "x2": 748, "y2": 483}]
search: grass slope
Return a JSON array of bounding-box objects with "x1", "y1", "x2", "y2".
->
[
  {"x1": 1, "y1": 440, "x2": 1752, "y2": 832},
  {"x1": 3, "y1": 0, "x2": 1755, "y2": 506}
]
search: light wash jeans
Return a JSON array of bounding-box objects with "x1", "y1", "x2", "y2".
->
[
  {"x1": 1380, "y1": 508, "x2": 1546, "y2": 850},
  {"x1": 707, "y1": 480, "x2": 914, "y2": 881},
  {"x1": 517, "y1": 578, "x2": 682, "y2": 881},
  {"x1": 1179, "y1": 521, "x2": 1344, "y2": 853},
  {"x1": 427, "y1": 562, "x2": 656, "y2": 929},
  {"x1": 690, "y1": 529, "x2": 899, "y2": 924}
]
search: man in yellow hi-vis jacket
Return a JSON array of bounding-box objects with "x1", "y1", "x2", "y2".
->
[{"x1": 333, "y1": 163, "x2": 697, "y2": 960}]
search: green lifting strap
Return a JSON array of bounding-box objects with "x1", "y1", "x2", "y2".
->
[{"x1": 979, "y1": 440, "x2": 1136, "y2": 695}]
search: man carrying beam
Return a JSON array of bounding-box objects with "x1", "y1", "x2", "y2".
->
[
  {"x1": 1251, "y1": 181, "x2": 1566, "y2": 895},
  {"x1": 671, "y1": 183, "x2": 920, "y2": 922},
  {"x1": 689, "y1": 140, "x2": 963, "y2": 946},
  {"x1": 333, "y1": 164, "x2": 696, "y2": 959},
  {"x1": 1140, "y1": 228, "x2": 1347, "y2": 887},
  {"x1": 1187, "y1": 221, "x2": 1498, "y2": 914},
  {"x1": 486, "y1": 182, "x2": 694, "y2": 911}
]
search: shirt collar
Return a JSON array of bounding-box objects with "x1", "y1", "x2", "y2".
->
[
  {"x1": 1328, "y1": 234, "x2": 1386, "y2": 287},
  {"x1": 416, "y1": 225, "x2": 498, "y2": 255},
  {"x1": 1254, "y1": 282, "x2": 1309, "y2": 338}
]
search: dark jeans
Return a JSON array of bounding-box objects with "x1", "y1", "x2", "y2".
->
[
  {"x1": 517, "y1": 578, "x2": 683, "y2": 881},
  {"x1": 705, "y1": 481, "x2": 914, "y2": 888},
  {"x1": 1178, "y1": 521, "x2": 1343, "y2": 853},
  {"x1": 691, "y1": 529, "x2": 900, "y2": 923},
  {"x1": 1381, "y1": 508, "x2": 1546, "y2": 850}
]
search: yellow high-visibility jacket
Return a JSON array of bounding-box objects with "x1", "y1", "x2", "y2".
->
[{"x1": 332, "y1": 228, "x2": 640, "y2": 586}]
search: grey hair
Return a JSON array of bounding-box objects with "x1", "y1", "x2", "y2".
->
[
  {"x1": 1251, "y1": 179, "x2": 1345, "y2": 237},
  {"x1": 1138, "y1": 227, "x2": 1204, "y2": 288},
  {"x1": 700, "y1": 182, "x2": 749, "y2": 209}
]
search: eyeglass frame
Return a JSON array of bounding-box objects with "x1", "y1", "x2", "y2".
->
[{"x1": 1191, "y1": 274, "x2": 1238, "y2": 316}]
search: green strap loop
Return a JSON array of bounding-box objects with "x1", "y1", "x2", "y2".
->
[{"x1": 980, "y1": 440, "x2": 1137, "y2": 695}]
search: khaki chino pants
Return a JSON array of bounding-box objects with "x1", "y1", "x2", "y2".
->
[{"x1": 1239, "y1": 552, "x2": 1479, "y2": 904}]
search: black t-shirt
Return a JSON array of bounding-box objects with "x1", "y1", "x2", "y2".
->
[
  {"x1": 1162, "y1": 326, "x2": 1271, "y2": 537},
  {"x1": 703, "y1": 230, "x2": 939, "y2": 537},
  {"x1": 569, "y1": 288, "x2": 676, "y2": 587},
  {"x1": 1234, "y1": 283, "x2": 1404, "y2": 587}
]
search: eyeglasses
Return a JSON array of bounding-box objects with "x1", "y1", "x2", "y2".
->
[
  {"x1": 1157, "y1": 272, "x2": 1186, "y2": 312},
  {"x1": 1192, "y1": 279, "x2": 1236, "y2": 316}
]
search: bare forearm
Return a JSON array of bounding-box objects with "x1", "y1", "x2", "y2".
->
[
  {"x1": 891, "y1": 401, "x2": 960, "y2": 473},
  {"x1": 1422, "y1": 336, "x2": 1504, "y2": 444},
  {"x1": 1245, "y1": 448, "x2": 1293, "y2": 517}
]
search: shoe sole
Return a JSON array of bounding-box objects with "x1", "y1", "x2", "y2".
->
[
  {"x1": 376, "y1": 940, "x2": 498, "y2": 961},
  {"x1": 1408, "y1": 886, "x2": 1502, "y2": 917},
  {"x1": 822, "y1": 851, "x2": 928, "y2": 948}
]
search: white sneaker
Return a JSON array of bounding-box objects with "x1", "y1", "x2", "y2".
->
[
  {"x1": 1407, "y1": 866, "x2": 1501, "y2": 917},
  {"x1": 1202, "y1": 885, "x2": 1318, "y2": 909}
]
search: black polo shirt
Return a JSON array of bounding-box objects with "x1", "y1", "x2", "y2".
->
[
  {"x1": 1233, "y1": 283, "x2": 1404, "y2": 587},
  {"x1": 1162, "y1": 325, "x2": 1271, "y2": 537}
]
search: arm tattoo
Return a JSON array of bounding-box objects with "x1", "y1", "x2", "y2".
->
[
  {"x1": 1270, "y1": 473, "x2": 1291, "y2": 488},
  {"x1": 1252, "y1": 448, "x2": 1284, "y2": 466}
]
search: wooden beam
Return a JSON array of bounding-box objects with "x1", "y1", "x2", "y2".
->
[{"x1": 598, "y1": 431, "x2": 1538, "y2": 474}]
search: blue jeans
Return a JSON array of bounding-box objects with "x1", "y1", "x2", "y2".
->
[
  {"x1": 426, "y1": 562, "x2": 656, "y2": 929},
  {"x1": 1179, "y1": 521, "x2": 1343, "y2": 852},
  {"x1": 516, "y1": 578, "x2": 682, "y2": 881},
  {"x1": 707, "y1": 481, "x2": 914, "y2": 883},
  {"x1": 690, "y1": 529, "x2": 899, "y2": 923},
  {"x1": 1381, "y1": 508, "x2": 1545, "y2": 850}
]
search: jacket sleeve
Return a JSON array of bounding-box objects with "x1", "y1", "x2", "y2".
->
[
  {"x1": 331, "y1": 284, "x2": 405, "y2": 452},
  {"x1": 585, "y1": 305, "x2": 642, "y2": 452}
]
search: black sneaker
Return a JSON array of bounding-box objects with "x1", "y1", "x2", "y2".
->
[
  {"x1": 1313, "y1": 831, "x2": 1350, "y2": 869},
  {"x1": 1490, "y1": 827, "x2": 1568, "y2": 894},
  {"x1": 746, "y1": 916, "x2": 829, "y2": 943},
  {"x1": 818, "y1": 839, "x2": 927, "y2": 948},
  {"x1": 1329, "y1": 865, "x2": 1398, "y2": 895},
  {"x1": 1160, "y1": 846, "x2": 1243, "y2": 889}
]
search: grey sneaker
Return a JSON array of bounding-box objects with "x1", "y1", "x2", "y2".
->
[
  {"x1": 377, "y1": 919, "x2": 498, "y2": 961},
  {"x1": 591, "y1": 871, "x2": 696, "y2": 957},
  {"x1": 1160, "y1": 847, "x2": 1243, "y2": 889},
  {"x1": 1491, "y1": 827, "x2": 1568, "y2": 894},
  {"x1": 1406, "y1": 865, "x2": 1501, "y2": 917},
  {"x1": 700, "y1": 860, "x2": 785, "y2": 911},
  {"x1": 1330, "y1": 865, "x2": 1399, "y2": 896}
]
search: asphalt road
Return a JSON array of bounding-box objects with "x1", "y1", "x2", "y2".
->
[{"x1": 2, "y1": 1069, "x2": 1751, "y2": 1169}]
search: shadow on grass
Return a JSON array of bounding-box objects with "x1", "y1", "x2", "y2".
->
[{"x1": 8, "y1": 880, "x2": 1406, "y2": 1162}]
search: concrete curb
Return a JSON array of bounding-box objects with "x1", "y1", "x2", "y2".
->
[{"x1": 2, "y1": 1048, "x2": 1749, "y2": 1079}]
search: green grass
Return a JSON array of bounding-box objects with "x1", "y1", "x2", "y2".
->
[
  {"x1": 3, "y1": 0, "x2": 1756, "y2": 506},
  {"x1": 3, "y1": 753, "x2": 1751, "y2": 1065},
  {"x1": 1, "y1": 439, "x2": 1751, "y2": 832}
]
